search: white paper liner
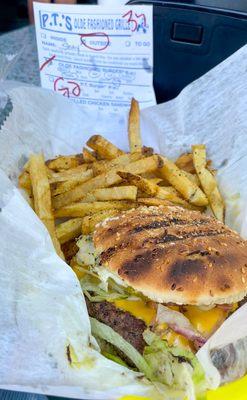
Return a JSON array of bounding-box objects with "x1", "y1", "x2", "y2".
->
[
  {"x1": 0, "y1": 170, "x2": 153, "y2": 399},
  {"x1": 1, "y1": 44, "x2": 247, "y2": 399}
]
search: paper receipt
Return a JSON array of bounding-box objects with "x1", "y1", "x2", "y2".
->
[{"x1": 33, "y1": 2, "x2": 156, "y2": 112}]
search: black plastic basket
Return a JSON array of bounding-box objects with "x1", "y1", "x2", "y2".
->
[{"x1": 127, "y1": 0, "x2": 247, "y2": 103}]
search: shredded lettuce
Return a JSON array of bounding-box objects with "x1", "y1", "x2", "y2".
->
[
  {"x1": 80, "y1": 275, "x2": 129, "y2": 302},
  {"x1": 76, "y1": 235, "x2": 125, "y2": 289},
  {"x1": 90, "y1": 319, "x2": 207, "y2": 399},
  {"x1": 80, "y1": 271, "x2": 149, "y2": 305},
  {"x1": 94, "y1": 264, "x2": 128, "y2": 289},
  {"x1": 77, "y1": 235, "x2": 208, "y2": 399},
  {"x1": 143, "y1": 330, "x2": 208, "y2": 400},
  {"x1": 102, "y1": 351, "x2": 128, "y2": 367},
  {"x1": 170, "y1": 344, "x2": 206, "y2": 395},
  {"x1": 90, "y1": 317, "x2": 153, "y2": 379},
  {"x1": 77, "y1": 235, "x2": 149, "y2": 302},
  {"x1": 143, "y1": 330, "x2": 175, "y2": 386}
]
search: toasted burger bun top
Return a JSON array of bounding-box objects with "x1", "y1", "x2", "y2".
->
[{"x1": 93, "y1": 206, "x2": 247, "y2": 306}]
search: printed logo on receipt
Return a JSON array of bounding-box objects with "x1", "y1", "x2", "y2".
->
[{"x1": 34, "y1": 2, "x2": 156, "y2": 113}]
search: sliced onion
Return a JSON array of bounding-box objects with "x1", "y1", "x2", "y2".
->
[
  {"x1": 216, "y1": 304, "x2": 233, "y2": 311},
  {"x1": 156, "y1": 304, "x2": 206, "y2": 348}
]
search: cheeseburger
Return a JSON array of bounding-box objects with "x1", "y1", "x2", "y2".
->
[{"x1": 76, "y1": 205, "x2": 247, "y2": 399}]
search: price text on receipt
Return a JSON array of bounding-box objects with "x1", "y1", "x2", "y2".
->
[{"x1": 33, "y1": 3, "x2": 155, "y2": 112}]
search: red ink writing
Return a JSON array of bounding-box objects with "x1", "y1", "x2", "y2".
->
[
  {"x1": 122, "y1": 10, "x2": 147, "y2": 32},
  {"x1": 53, "y1": 77, "x2": 81, "y2": 98},
  {"x1": 68, "y1": 80, "x2": 81, "y2": 96},
  {"x1": 79, "y1": 32, "x2": 110, "y2": 51},
  {"x1": 39, "y1": 54, "x2": 56, "y2": 71}
]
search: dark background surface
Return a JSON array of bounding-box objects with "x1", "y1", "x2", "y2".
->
[
  {"x1": 0, "y1": 392, "x2": 45, "y2": 400},
  {"x1": 0, "y1": 0, "x2": 28, "y2": 33},
  {"x1": 1, "y1": 0, "x2": 246, "y2": 33},
  {"x1": 0, "y1": 0, "x2": 97, "y2": 33}
]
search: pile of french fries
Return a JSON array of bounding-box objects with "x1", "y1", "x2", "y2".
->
[{"x1": 18, "y1": 98, "x2": 225, "y2": 265}]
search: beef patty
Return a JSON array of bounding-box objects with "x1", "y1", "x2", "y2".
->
[{"x1": 86, "y1": 299, "x2": 146, "y2": 353}]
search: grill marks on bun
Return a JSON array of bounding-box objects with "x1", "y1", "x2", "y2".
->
[
  {"x1": 99, "y1": 215, "x2": 228, "y2": 266},
  {"x1": 94, "y1": 206, "x2": 247, "y2": 306},
  {"x1": 118, "y1": 247, "x2": 165, "y2": 280}
]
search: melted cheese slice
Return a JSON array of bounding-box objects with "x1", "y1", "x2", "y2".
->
[
  {"x1": 113, "y1": 299, "x2": 234, "y2": 349},
  {"x1": 114, "y1": 300, "x2": 229, "y2": 336},
  {"x1": 184, "y1": 306, "x2": 228, "y2": 336},
  {"x1": 114, "y1": 299, "x2": 156, "y2": 325},
  {"x1": 165, "y1": 330, "x2": 191, "y2": 350},
  {"x1": 114, "y1": 300, "x2": 192, "y2": 349}
]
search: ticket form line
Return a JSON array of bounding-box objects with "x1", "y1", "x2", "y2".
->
[
  {"x1": 49, "y1": 58, "x2": 152, "y2": 71},
  {"x1": 62, "y1": 97, "x2": 153, "y2": 103},
  {"x1": 46, "y1": 74, "x2": 150, "y2": 87}
]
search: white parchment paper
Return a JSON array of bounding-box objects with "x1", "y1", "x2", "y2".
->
[{"x1": 1, "y1": 44, "x2": 247, "y2": 399}]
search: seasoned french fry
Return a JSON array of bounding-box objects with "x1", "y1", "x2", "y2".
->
[
  {"x1": 81, "y1": 209, "x2": 120, "y2": 234},
  {"x1": 147, "y1": 178, "x2": 163, "y2": 185},
  {"x1": 27, "y1": 195, "x2": 34, "y2": 209},
  {"x1": 18, "y1": 170, "x2": 31, "y2": 190},
  {"x1": 140, "y1": 172, "x2": 158, "y2": 179},
  {"x1": 176, "y1": 152, "x2": 212, "y2": 175},
  {"x1": 87, "y1": 135, "x2": 124, "y2": 160},
  {"x1": 90, "y1": 160, "x2": 107, "y2": 176},
  {"x1": 166, "y1": 153, "x2": 200, "y2": 185},
  {"x1": 21, "y1": 190, "x2": 34, "y2": 209},
  {"x1": 51, "y1": 180, "x2": 81, "y2": 197},
  {"x1": 175, "y1": 153, "x2": 195, "y2": 174},
  {"x1": 55, "y1": 201, "x2": 136, "y2": 218},
  {"x1": 182, "y1": 170, "x2": 200, "y2": 186},
  {"x1": 53, "y1": 173, "x2": 118, "y2": 209},
  {"x1": 83, "y1": 186, "x2": 137, "y2": 202},
  {"x1": 137, "y1": 197, "x2": 203, "y2": 211},
  {"x1": 156, "y1": 179, "x2": 171, "y2": 187},
  {"x1": 92, "y1": 152, "x2": 142, "y2": 175},
  {"x1": 159, "y1": 156, "x2": 208, "y2": 206},
  {"x1": 118, "y1": 171, "x2": 157, "y2": 196},
  {"x1": 128, "y1": 98, "x2": 142, "y2": 153},
  {"x1": 141, "y1": 146, "x2": 154, "y2": 157},
  {"x1": 140, "y1": 196, "x2": 204, "y2": 211},
  {"x1": 192, "y1": 144, "x2": 225, "y2": 221},
  {"x1": 18, "y1": 163, "x2": 32, "y2": 200},
  {"x1": 125, "y1": 155, "x2": 161, "y2": 175},
  {"x1": 29, "y1": 154, "x2": 53, "y2": 219},
  {"x1": 29, "y1": 154, "x2": 64, "y2": 259},
  {"x1": 137, "y1": 198, "x2": 172, "y2": 207},
  {"x1": 53, "y1": 155, "x2": 160, "y2": 209},
  {"x1": 118, "y1": 171, "x2": 188, "y2": 207},
  {"x1": 49, "y1": 166, "x2": 93, "y2": 183},
  {"x1": 46, "y1": 154, "x2": 84, "y2": 171},
  {"x1": 82, "y1": 147, "x2": 97, "y2": 162},
  {"x1": 56, "y1": 218, "x2": 83, "y2": 244}
]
